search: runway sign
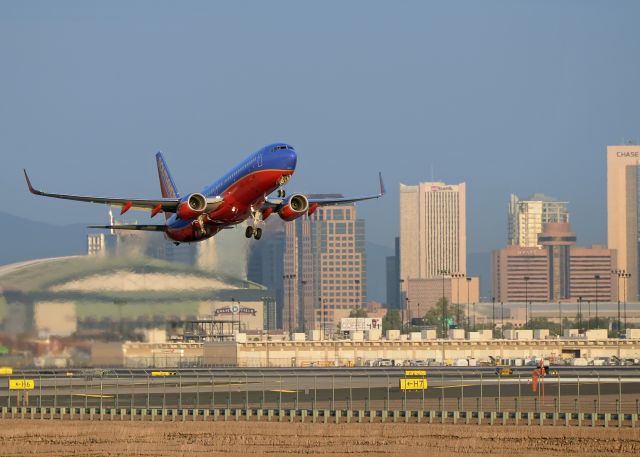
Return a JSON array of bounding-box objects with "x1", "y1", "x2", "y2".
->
[
  {"x1": 9, "y1": 379, "x2": 35, "y2": 390},
  {"x1": 0, "y1": 367, "x2": 13, "y2": 375},
  {"x1": 399, "y1": 378, "x2": 427, "y2": 390},
  {"x1": 405, "y1": 370, "x2": 426, "y2": 377},
  {"x1": 151, "y1": 371, "x2": 177, "y2": 377}
]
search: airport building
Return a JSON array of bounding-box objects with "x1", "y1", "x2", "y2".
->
[
  {"x1": 492, "y1": 223, "x2": 617, "y2": 303},
  {"x1": 607, "y1": 144, "x2": 640, "y2": 302},
  {"x1": 283, "y1": 203, "x2": 366, "y2": 334},
  {"x1": 508, "y1": 193, "x2": 569, "y2": 248}
]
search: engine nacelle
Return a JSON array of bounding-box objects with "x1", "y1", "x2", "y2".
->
[
  {"x1": 176, "y1": 193, "x2": 207, "y2": 220},
  {"x1": 278, "y1": 194, "x2": 309, "y2": 221}
]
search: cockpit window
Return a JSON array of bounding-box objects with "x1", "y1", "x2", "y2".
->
[{"x1": 271, "y1": 144, "x2": 294, "y2": 152}]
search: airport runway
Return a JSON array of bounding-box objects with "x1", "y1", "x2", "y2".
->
[{"x1": 3, "y1": 367, "x2": 640, "y2": 414}]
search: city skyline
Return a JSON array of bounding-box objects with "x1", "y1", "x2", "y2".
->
[{"x1": 2, "y1": 2, "x2": 640, "y2": 255}]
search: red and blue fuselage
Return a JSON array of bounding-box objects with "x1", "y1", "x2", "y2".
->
[{"x1": 164, "y1": 143, "x2": 297, "y2": 242}]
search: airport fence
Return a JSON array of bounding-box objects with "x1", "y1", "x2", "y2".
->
[{"x1": 1, "y1": 370, "x2": 639, "y2": 419}]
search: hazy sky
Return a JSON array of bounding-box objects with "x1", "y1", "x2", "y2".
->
[{"x1": 2, "y1": 1, "x2": 640, "y2": 252}]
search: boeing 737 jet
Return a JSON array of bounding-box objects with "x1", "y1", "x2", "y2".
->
[{"x1": 24, "y1": 143, "x2": 385, "y2": 244}]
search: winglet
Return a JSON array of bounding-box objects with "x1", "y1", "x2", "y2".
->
[
  {"x1": 23, "y1": 169, "x2": 39, "y2": 195},
  {"x1": 378, "y1": 172, "x2": 386, "y2": 196}
]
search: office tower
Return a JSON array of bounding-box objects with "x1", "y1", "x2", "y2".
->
[
  {"x1": 283, "y1": 203, "x2": 366, "y2": 333},
  {"x1": 492, "y1": 223, "x2": 617, "y2": 303},
  {"x1": 492, "y1": 246, "x2": 549, "y2": 303},
  {"x1": 607, "y1": 145, "x2": 640, "y2": 301},
  {"x1": 399, "y1": 182, "x2": 467, "y2": 283},
  {"x1": 508, "y1": 193, "x2": 569, "y2": 248}
]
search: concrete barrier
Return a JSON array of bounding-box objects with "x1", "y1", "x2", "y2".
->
[{"x1": 0, "y1": 405, "x2": 637, "y2": 427}]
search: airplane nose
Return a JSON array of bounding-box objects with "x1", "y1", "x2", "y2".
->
[{"x1": 285, "y1": 149, "x2": 297, "y2": 170}]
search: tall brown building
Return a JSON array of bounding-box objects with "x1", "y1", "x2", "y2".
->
[
  {"x1": 607, "y1": 145, "x2": 640, "y2": 301},
  {"x1": 493, "y1": 223, "x2": 617, "y2": 303},
  {"x1": 283, "y1": 203, "x2": 366, "y2": 334}
]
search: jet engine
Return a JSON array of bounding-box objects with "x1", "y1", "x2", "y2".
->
[
  {"x1": 176, "y1": 193, "x2": 207, "y2": 220},
  {"x1": 278, "y1": 194, "x2": 309, "y2": 221}
]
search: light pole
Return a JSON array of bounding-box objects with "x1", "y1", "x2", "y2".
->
[
  {"x1": 438, "y1": 269, "x2": 449, "y2": 338},
  {"x1": 558, "y1": 300, "x2": 562, "y2": 336},
  {"x1": 399, "y1": 279, "x2": 405, "y2": 333},
  {"x1": 612, "y1": 270, "x2": 624, "y2": 337},
  {"x1": 623, "y1": 273, "x2": 631, "y2": 334},
  {"x1": 301, "y1": 279, "x2": 308, "y2": 333},
  {"x1": 492, "y1": 296, "x2": 496, "y2": 337},
  {"x1": 500, "y1": 301, "x2": 504, "y2": 338},
  {"x1": 404, "y1": 296, "x2": 410, "y2": 333},
  {"x1": 466, "y1": 277, "x2": 471, "y2": 333},
  {"x1": 473, "y1": 302, "x2": 476, "y2": 331},
  {"x1": 452, "y1": 273, "x2": 465, "y2": 327},
  {"x1": 594, "y1": 274, "x2": 600, "y2": 329},
  {"x1": 319, "y1": 297, "x2": 325, "y2": 341},
  {"x1": 577, "y1": 296, "x2": 583, "y2": 332},
  {"x1": 283, "y1": 273, "x2": 297, "y2": 338},
  {"x1": 230, "y1": 297, "x2": 240, "y2": 333},
  {"x1": 261, "y1": 296, "x2": 271, "y2": 367},
  {"x1": 524, "y1": 276, "x2": 530, "y2": 327}
]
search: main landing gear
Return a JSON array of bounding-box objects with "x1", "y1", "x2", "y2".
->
[
  {"x1": 277, "y1": 188, "x2": 286, "y2": 198},
  {"x1": 245, "y1": 226, "x2": 262, "y2": 240}
]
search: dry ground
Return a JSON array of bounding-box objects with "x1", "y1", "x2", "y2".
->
[{"x1": 0, "y1": 420, "x2": 639, "y2": 456}]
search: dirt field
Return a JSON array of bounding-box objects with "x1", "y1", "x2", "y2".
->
[{"x1": 1, "y1": 421, "x2": 639, "y2": 457}]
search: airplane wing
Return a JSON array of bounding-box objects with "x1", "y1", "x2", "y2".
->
[
  {"x1": 264, "y1": 172, "x2": 386, "y2": 209},
  {"x1": 24, "y1": 169, "x2": 181, "y2": 214},
  {"x1": 88, "y1": 224, "x2": 167, "y2": 232}
]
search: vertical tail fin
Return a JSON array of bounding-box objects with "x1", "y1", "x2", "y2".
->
[
  {"x1": 156, "y1": 152, "x2": 180, "y2": 199},
  {"x1": 156, "y1": 152, "x2": 180, "y2": 220}
]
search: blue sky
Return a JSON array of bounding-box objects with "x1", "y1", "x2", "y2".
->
[{"x1": 2, "y1": 1, "x2": 640, "y2": 252}]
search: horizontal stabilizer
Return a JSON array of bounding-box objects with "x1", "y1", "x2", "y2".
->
[{"x1": 88, "y1": 224, "x2": 167, "y2": 232}]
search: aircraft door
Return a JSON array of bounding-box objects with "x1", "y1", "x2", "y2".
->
[{"x1": 257, "y1": 152, "x2": 263, "y2": 168}]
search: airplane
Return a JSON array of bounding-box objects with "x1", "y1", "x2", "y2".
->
[{"x1": 24, "y1": 143, "x2": 385, "y2": 244}]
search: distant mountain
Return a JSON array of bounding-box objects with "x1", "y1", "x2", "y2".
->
[
  {"x1": 366, "y1": 241, "x2": 394, "y2": 304},
  {"x1": 0, "y1": 211, "x2": 89, "y2": 266}
]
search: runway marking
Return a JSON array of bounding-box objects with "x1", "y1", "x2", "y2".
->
[
  {"x1": 431, "y1": 383, "x2": 478, "y2": 390},
  {"x1": 73, "y1": 394, "x2": 114, "y2": 398}
]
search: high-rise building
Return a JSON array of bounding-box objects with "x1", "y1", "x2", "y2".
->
[
  {"x1": 399, "y1": 182, "x2": 467, "y2": 283},
  {"x1": 492, "y1": 223, "x2": 617, "y2": 303},
  {"x1": 607, "y1": 144, "x2": 640, "y2": 301},
  {"x1": 283, "y1": 203, "x2": 366, "y2": 333},
  {"x1": 508, "y1": 193, "x2": 569, "y2": 248}
]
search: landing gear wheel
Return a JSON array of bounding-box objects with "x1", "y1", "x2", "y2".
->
[
  {"x1": 245, "y1": 226, "x2": 254, "y2": 238},
  {"x1": 253, "y1": 227, "x2": 263, "y2": 240},
  {"x1": 277, "y1": 188, "x2": 286, "y2": 198}
]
